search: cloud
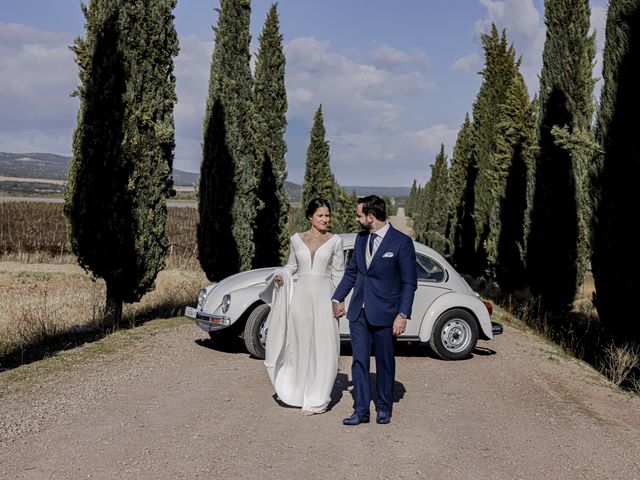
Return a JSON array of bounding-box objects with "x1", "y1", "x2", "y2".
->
[
  {"x1": 0, "y1": 23, "x2": 212, "y2": 173},
  {"x1": 282, "y1": 36, "x2": 449, "y2": 185},
  {"x1": 0, "y1": 22, "x2": 447, "y2": 186},
  {"x1": 453, "y1": 0, "x2": 545, "y2": 95},
  {"x1": 371, "y1": 44, "x2": 429, "y2": 71},
  {"x1": 330, "y1": 124, "x2": 459, "y2": 186},
  {"x1": 452, "y1": 51, "x2": 483, "y2": 75},
  {"x1": 475, "y1": 0, "x2": 543, "y2": 40},
  {"x1": 458, "y1": 1, "x2": 608, "y2": 98},
  {"x1": 175, "y1": 35, "x2": 442, "y2": 182},
  {"x1": 173, "y1": 34, "x2": 214, "y2": 172},
  {"x1": 0, "y1": 23, "x2": 78, "y2": 154},
  {"x1": 176, "y1": 35, "x2": 437, "y2": 177},
  {"x1": 285, "y1": 36, "x2": 433, "y2": 133}
]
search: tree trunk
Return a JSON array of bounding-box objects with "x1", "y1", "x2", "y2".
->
[{"x1": 104, "y1": 283, "x2": 123, "y2": 328}]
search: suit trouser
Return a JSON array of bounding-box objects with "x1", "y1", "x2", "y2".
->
[{"x1": 350, "y1": 308, "x2": 395, "y2": 416}]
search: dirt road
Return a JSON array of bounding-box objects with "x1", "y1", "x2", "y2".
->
[
  {"x1": 389, "y1": 207, "x2": 412, "y2": 236},
  {"x1": 1, "y1": 314, "x2": 639, "y2": 479}
]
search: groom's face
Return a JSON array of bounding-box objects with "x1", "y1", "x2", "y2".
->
[{"x1": 356, "y1": 203, "x2": 373, "y2": 231}]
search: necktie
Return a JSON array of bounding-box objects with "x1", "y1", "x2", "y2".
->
[{"x1": 369, "y1": 233, "x2": 377, "y2": 255}]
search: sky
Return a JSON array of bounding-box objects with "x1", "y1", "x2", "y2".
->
[{"x1": 0, "y1": 0, "x2": 608, "y2": 187}]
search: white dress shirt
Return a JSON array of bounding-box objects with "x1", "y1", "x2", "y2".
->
[{"x1": 366, "y1": 222, "x2": 390, "y2": 268}]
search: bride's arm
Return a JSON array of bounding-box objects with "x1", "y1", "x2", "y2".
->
[
  {"x1": 281, "y1": 238, "x2": 298, "y2": 277},
  {"x1": 330, "y1": 236, "x2": 345, "y2": 291}
]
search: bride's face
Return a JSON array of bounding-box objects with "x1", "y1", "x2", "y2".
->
[{"x1": 309, "y1": 206, "x2": 330, "y2": 232}]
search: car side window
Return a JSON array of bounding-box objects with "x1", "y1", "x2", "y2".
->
[{"x1": 416, "y1": 253, "x2": 445, "y2": 282}]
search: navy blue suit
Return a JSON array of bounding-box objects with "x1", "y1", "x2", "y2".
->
[{"x1": 333, "y1": 225, "x2": 417, "y2": 416}]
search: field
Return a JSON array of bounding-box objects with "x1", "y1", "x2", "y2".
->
[
  {"x1": 0, "y1": 201, "x2": 205, "y2": 359},
  {"x1": 0, "y1": 201, "x2": 198, "y2": 259}
]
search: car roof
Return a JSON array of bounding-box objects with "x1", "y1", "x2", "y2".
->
[{"x1": 336, "y1": 232, "x2": 452, "y2": 270}]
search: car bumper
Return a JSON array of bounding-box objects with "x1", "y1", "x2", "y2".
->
[
  {"x1": 185, "y1": 306, "x2": 231, "y2": 332},
  {"x1": 492, "y1": 322, "x2": 503, "y2": 336}
]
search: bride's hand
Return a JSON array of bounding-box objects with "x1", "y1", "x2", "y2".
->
[{"x1": 275, "y1": 275, "x2": 284, "y2": 286}]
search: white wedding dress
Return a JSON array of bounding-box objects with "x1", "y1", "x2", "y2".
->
[{"x1": 264, "y1": 233, "x2": 344, "y2": 413}]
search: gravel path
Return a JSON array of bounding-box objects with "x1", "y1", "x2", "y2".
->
[
  {"x1": 389, "y1": 207, "x2": 412, "y2": 236},
  {"x1": 1, "y1": 317, "x2": 639, "y2": 480}
]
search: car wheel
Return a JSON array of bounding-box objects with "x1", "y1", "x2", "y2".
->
[
  {"x1": 429, "y1": 309, "x2": 479, "y2": 360},
  {"x1": 244, "y1": 303, "x2": 270, "y2": 359}
]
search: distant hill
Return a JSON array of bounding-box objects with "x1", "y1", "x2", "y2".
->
[
  {"x1": 0, "y1": 152, "x2": 410, "y2": 199},
  {"x1": 0, "y1": 152, "x2": 70, "y2": 181},
  {"x1": 172, "y1": 169, "x2": 198, "y2": 187},
  {"x1": 342, "y1": 186, "x2": 410, "y2": 198},
  {"x1": 285, "y1": 181, "x2": 302, "y2": 201},
  {"x1": 0, "y1": 152, "x2": 199, "y2": 186}
]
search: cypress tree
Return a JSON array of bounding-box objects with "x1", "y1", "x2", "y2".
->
[
  {"x1": 472, "y1": 25, "x2": 519, "y2": 276},
  {"x1": 406, "y1": 179, "x2": 418, "y2": 217},
  {"x1": 411, "y1": 184, "x2": 426, "y2": 243},
  {"x1": 448, "y1": 114, "x2": 477, "y2": 271},
  {"x1": 527, "y1": 0, "x2": 596, "y2": 313},
  {"x1": 253, "y1": 3, "x2": 289, "y2": 267},
  {"x1": 331, "y1": 182, "x2": 357, "y2": 233},
  {"x1": 199, "y1": 0, "x2": 256, "y2": 281},
  {"x1": 300, "y1": 104, "x2": 354, "y2": 231},
  {"x1": 494, "y1": 72, "x2": 536, "y2": 293},
  {"x1": 383, "y1": 195, "x2": 397, "y2": 217},
  {"x1": 301, "y1": 105, "x2": 335, "y2": 208},
  {"x1": 422, "y1": 145, "x2": 450, "y2": 253},
  {"x1": 65, "y1": 0, "x2": 178, "y2": 325},
  {"x1": 592, "y1": 0, "x2": 640, "y2": 342}
]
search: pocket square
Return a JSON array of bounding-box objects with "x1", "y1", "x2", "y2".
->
[{"x1": 382, "y1": 252, "x2": 394, "y2": 258}]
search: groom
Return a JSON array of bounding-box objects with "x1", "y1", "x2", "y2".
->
[{"x1": 332, "y1": 195, "x2": 417, "y2": 425}]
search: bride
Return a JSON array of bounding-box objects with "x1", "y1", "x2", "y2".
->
[{"x1": 263, "y1": 198, "x2": 344, "y2": 415}]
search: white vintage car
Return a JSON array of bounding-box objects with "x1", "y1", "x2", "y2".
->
[{"x1": 186, "y1": 233, "x2": 502, "y2": 360}]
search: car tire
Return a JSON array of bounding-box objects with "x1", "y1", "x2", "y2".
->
[
  {"x1": 429, "y1": 309, "x2": 479, "y2": 360},
  {"x1": 244, "y1": 303, "x2": 270, "y2": 359}
]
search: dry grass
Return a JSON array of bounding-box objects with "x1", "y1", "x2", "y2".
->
[
  {"x1": 599, "y1": 343, "x2": 640, "y2": 388},
  {"x1": 0, "y1": 202, "x2": 216, "y2": 366},
  {"x1": 0, "y1": 202, "x2": 210, "y2": 365},
  {"x1": 0, "y1": 262, "x2": 208, "y2": 361},
  {"x1": 493, "y1": 279, "x2": 640, "y2": 394}
]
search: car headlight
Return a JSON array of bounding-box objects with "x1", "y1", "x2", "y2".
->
[
  {"x1": 222, "y1": 294, "x2": 231, "y2": 314},
  {"x1": 197, "y1": 288, "x2": 207, "y2": 308}
]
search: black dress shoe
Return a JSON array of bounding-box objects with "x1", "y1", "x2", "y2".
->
[
  {"x1": 342, "y1": 413, "x2": 370, "y2": 426},
  {"x1": 376, "y1": 411, "x2": 391, "y2": 424}
]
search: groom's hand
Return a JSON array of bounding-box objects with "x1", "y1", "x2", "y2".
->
[
  {"x1": 332, "y1": 300, "x2": 346, "y2": 318},
  {"x1": 392, "y1": 316, "x2": 407, "y2": 336}
]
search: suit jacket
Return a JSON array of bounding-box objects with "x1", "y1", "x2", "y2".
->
[{"x1": 333, "y1": 225, "x2": 417, "y2": 326}]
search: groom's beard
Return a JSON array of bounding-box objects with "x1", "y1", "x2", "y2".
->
[{"x1": 357, "y1": 220, "x2": 373, "y2": 233}]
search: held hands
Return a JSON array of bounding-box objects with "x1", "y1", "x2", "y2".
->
[
  {"x1": 392, "y1": 315, "x2": 407, "y2": 336},
  {"x1": 332, "y1": 301, "x2": 346, "y2": 318},
  {"x1": 275, "y1": 275, "x2": 284, "y2": 286}
]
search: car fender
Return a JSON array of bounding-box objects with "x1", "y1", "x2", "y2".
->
[
  {"x1": 221, "y1": 284, "x2": 267, "y2": 325},
  {"x1": 417, "y1": 291, "x2": 494, "y2": 342},
  {"x1": 201, "y1": 268, "x2": 274, "y2": 319}
]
